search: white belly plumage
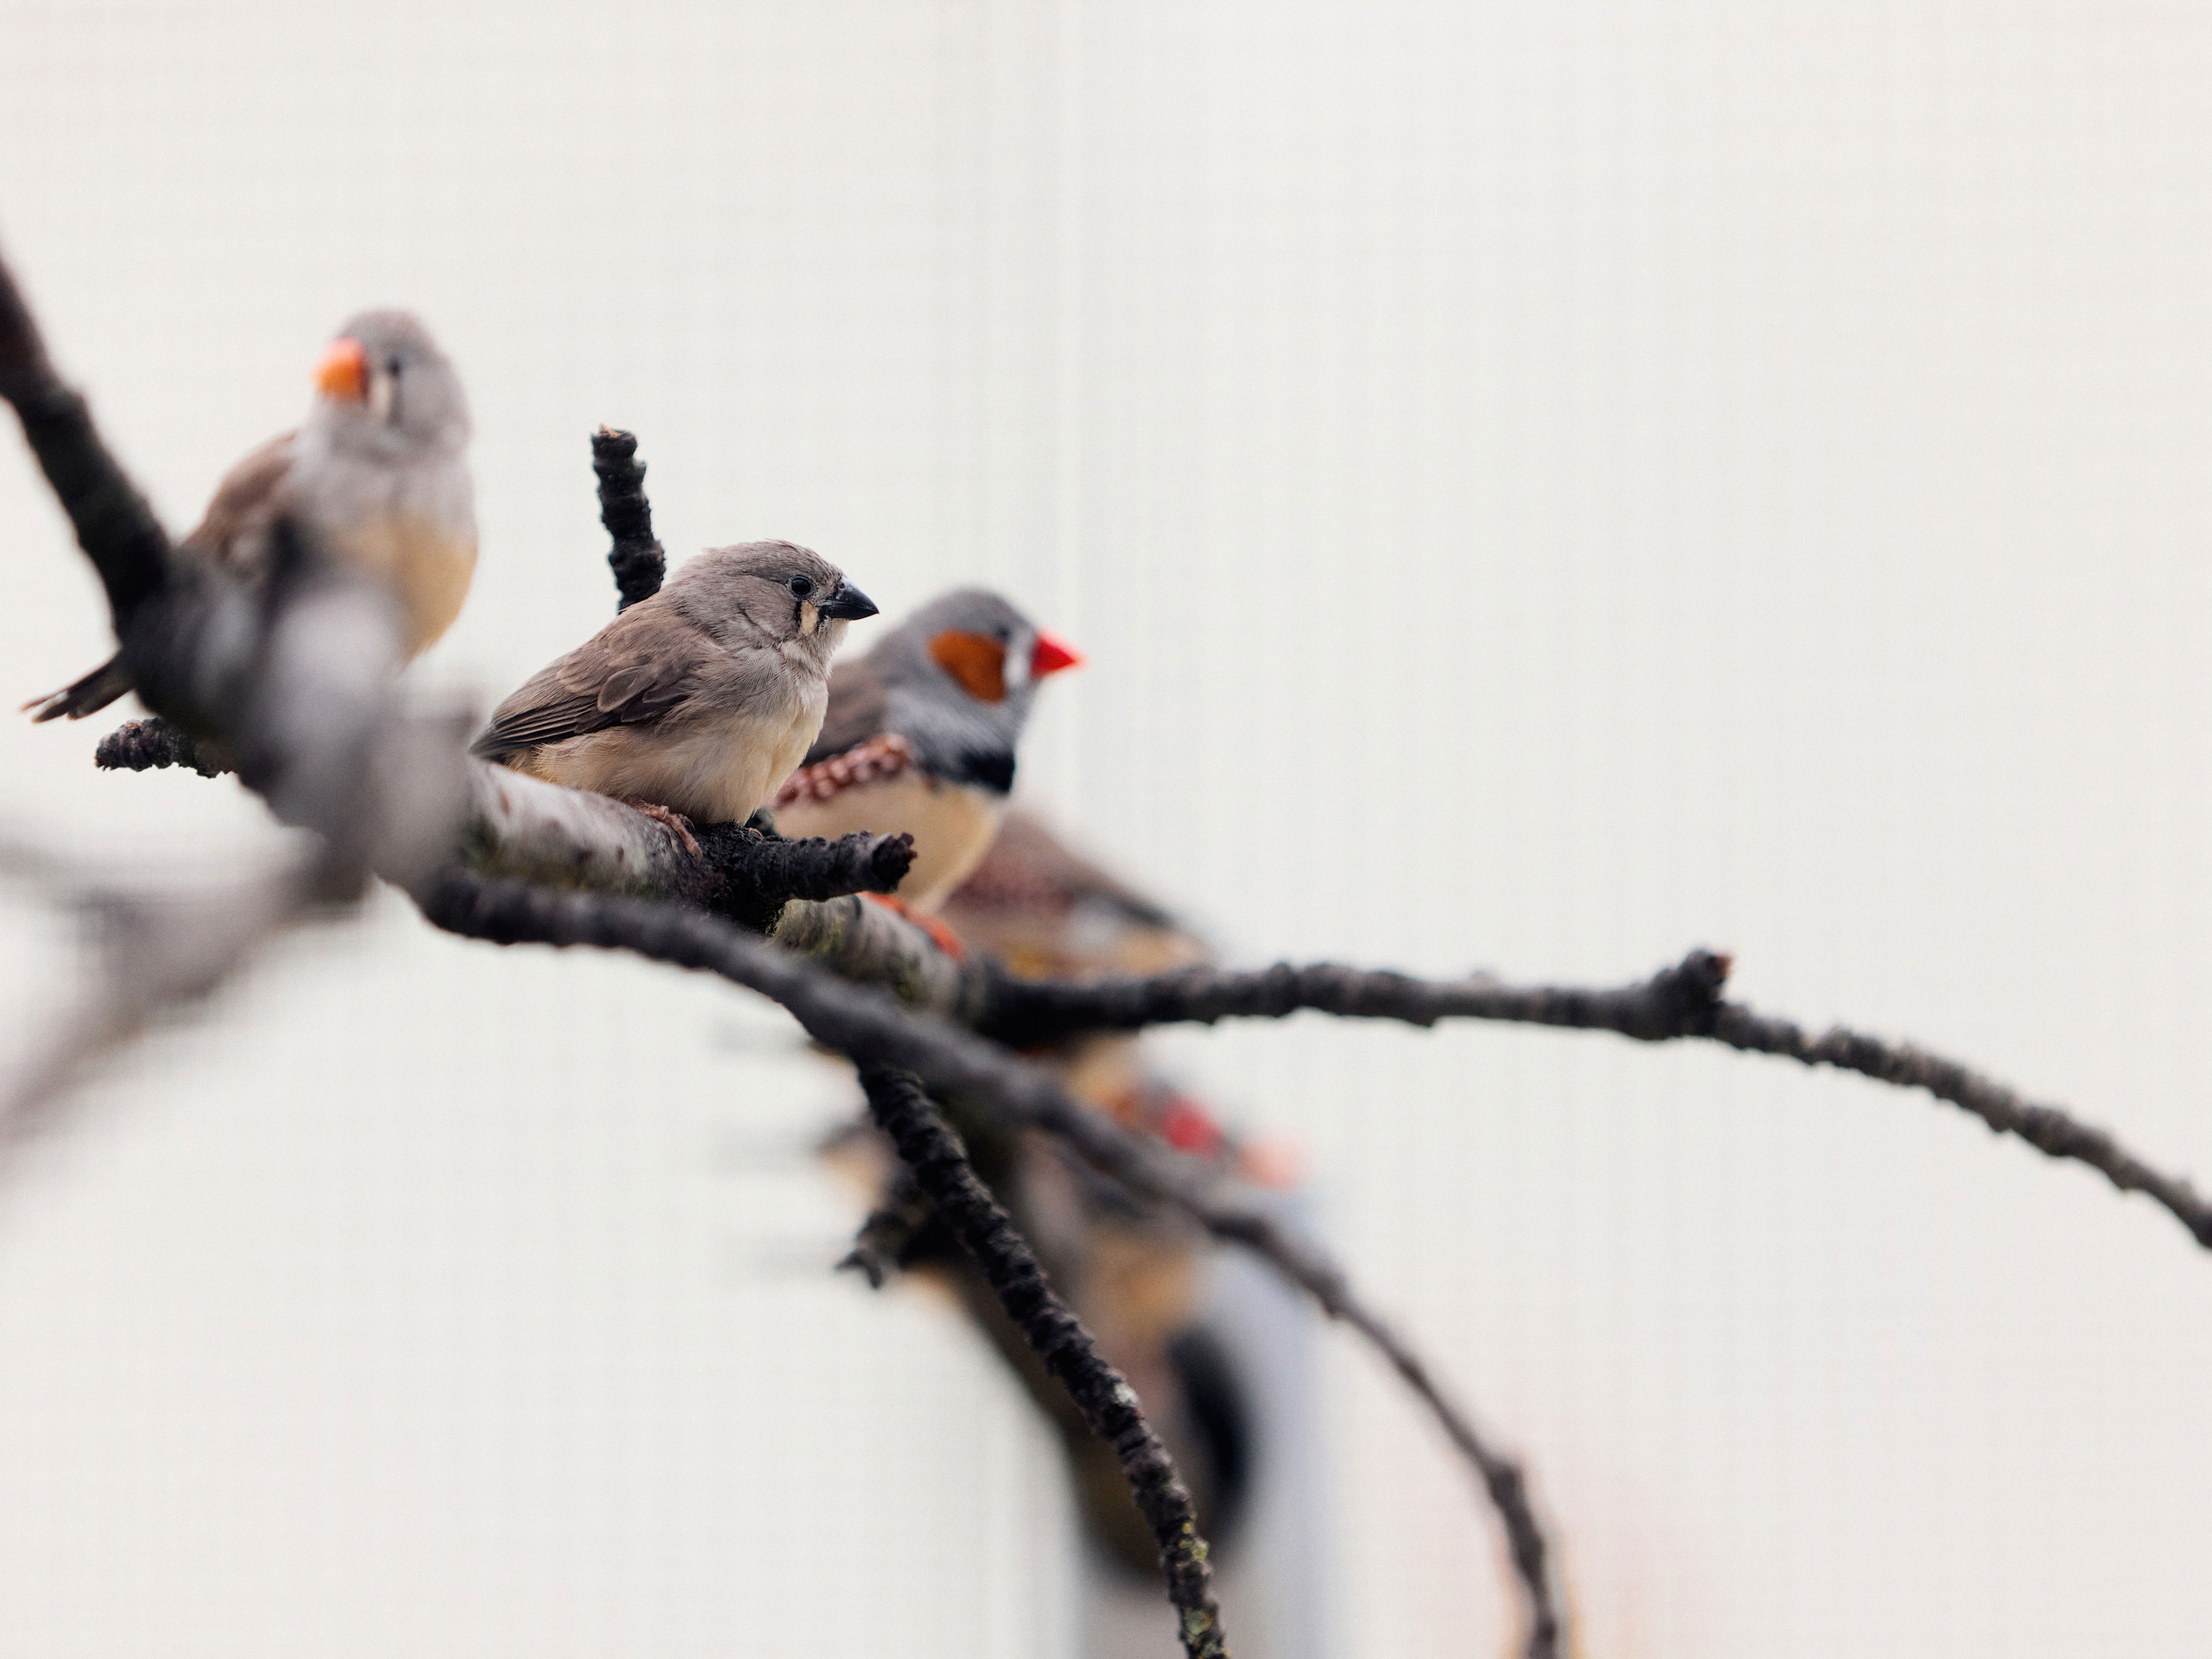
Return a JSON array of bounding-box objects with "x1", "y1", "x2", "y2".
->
[{"x1": 519, "y1": 699, "x2": 823, "y2": 826}]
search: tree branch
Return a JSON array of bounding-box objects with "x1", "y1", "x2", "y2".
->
[
  {"x1": 415, "y1": 868, "x2": 1562, "y2": 1659},
  {"x1": 460, "y1": 758, "x2": 915, "y2": 929},
  {"x1": 859, "y1": 1066, "x2": 1226, "y2": 1658},
  {"x1": 83, "y1": 718, "x2": 920, "y2": 931},
  {"x1": 980, "y1": 952, "x2": 2212, "y2": 1251}
]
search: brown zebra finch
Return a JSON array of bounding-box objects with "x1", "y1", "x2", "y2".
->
[{"x1": 470, "y1": 541, "x2": 878, "y2": 845}]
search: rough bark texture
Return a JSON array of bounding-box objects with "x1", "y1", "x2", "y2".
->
[
  {"x1": 591, "y1": 426, "x2": 666, "y2": 611},
  {"x1": 86, "y1": 731, "x2": 920, "y2": 935},
  {"x1": 94, "y1": 716, "x2": 226, "y2": 777},
  {"x1": 859, "y1": 1067, "x2": 1226, "y2": 1659},
  {"x1": 461, "y1": 760, "x2": 916, "y2": 931}
]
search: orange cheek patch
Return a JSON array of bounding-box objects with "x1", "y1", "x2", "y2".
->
[{"x1": 927, "y1": 629, "x2": 1008, "y2": 703}]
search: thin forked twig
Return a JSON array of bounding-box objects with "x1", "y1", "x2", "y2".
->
[{"x1": 859, "y1": 1066, "x2": 1225, "y2": 1659}]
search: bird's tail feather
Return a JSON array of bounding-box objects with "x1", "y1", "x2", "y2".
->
[{"x1": 22, "y1": 653, "x2": 133, "y2": 723}]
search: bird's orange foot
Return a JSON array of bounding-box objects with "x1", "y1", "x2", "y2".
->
[
  {"x1": 618, "y1": 797, "x2": 703, "y2": 859},
  {"x1": 862, "y1": 892, "x2": 968, "y2": 960}
]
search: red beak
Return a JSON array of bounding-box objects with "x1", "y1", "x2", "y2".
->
[{"x1": 1030, "y1": 629, "x2": 1083, "y2": 678}]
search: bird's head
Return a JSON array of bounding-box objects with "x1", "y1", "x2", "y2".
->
[
  {"x1": 675, "y1": 540, "x2": 880, "y2": 661},
  {"x1": 309, "y1": 309, "x2": 470, "y2": 457},
  {"x1": 872, "y1": 588, "x2": 1083, "y2": 786}
]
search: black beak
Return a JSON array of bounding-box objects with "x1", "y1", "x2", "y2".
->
[{"x1": 817, "y1": 581, "x2": 879, "y2": 621}]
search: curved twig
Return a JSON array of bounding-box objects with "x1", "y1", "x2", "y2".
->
[{"x1": 980, "y1": 952, "x2": 2212, "y2": 1250}]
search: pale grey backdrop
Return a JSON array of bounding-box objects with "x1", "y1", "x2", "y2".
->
[{"x1": 2, "y1": 2, "x2": 2209, "y2": 1655}]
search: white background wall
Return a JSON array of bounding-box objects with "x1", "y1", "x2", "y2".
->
[{"x1": 2, "y1": 2, "x2": 2209, "y2": 1654}]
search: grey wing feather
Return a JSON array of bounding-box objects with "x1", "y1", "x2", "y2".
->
[
  {"x1": 802, "y1": 655, "x2": 891, "y2": 765},
  {"x1": 470, "y1": 602, "x2": 706, "y2": 759}
]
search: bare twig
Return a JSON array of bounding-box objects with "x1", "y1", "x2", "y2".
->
[
  {"x1": 693, "y1": 819, "x2": 916, "y2": 933},
  {"x1": 859, "y1": 1066, "x2": 1226, "y2": 1658},
  {"x1": 416, "y1": 869, "x2": 1560, "y2": 1658},
  {"x1": 979, "y1": 952, "x2": 2212, "y2": 1251},
  {"x1": 592, "y1": 426, "x2": 666, "y2": 611}
]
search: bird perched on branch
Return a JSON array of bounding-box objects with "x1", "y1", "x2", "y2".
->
[
  {"x1": 24, "y1": 311, "x2": 476, "y2": 722},
  {"x1": 471, "y1": 541, "x2": 878, "y2": 843},
  {"x1": 770, "y1": 590, "x2": 1082, "y2": 913}
]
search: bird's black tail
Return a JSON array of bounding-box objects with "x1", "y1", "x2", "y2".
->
[{"x1": 22, "y1": 653, "x2": 133, "y2": 723}]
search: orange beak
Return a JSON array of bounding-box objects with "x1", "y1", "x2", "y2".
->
[
  {"x1": 314, "y1": 336, "x2": 368, "y2": 402},
  {"x1": 1030, "y1": 629, "x2": 1083, "y2": 678}
]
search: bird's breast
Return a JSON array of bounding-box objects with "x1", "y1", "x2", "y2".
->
[
  {"x1": 305, "y1": 447, "x2": 478, "y2": 659},
  {"x1": 329, "y1": 514, "x2": 477, "y2": 656},
  {"x1": 771, "y1": 770, "x2": 1005, "y2": 912}
]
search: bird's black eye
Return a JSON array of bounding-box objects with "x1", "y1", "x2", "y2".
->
[
  {"x1": 786, "y1": 575, "x2": 816, "y2": 599},
  {"x1": 386, "y1": 356, "x2": 404, "y2": 378}
]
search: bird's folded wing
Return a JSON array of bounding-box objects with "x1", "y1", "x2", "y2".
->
[
  {"x1": 774, "y1": 732, "x2": 918, "y2": 808},
  {"x1": 185, "y1": 431, "x2": 298, "y2": 567},
  {"x1": 800, "y1": 655, "x2": 892, "y2": 766},
  {"x1": 471, "y1": 606, "x2": 706, "y2": 759}
]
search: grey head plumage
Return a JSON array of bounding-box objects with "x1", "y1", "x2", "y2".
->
[
  {"x1": 664, "y1": 541, "x2": 879, "y2": 666},
  {"x1": 813, "y1": 588, "x2": 1082, "y2": 794},
  {"x1": 305, "y1": 309, "x2": 471, "y2": 462}
]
